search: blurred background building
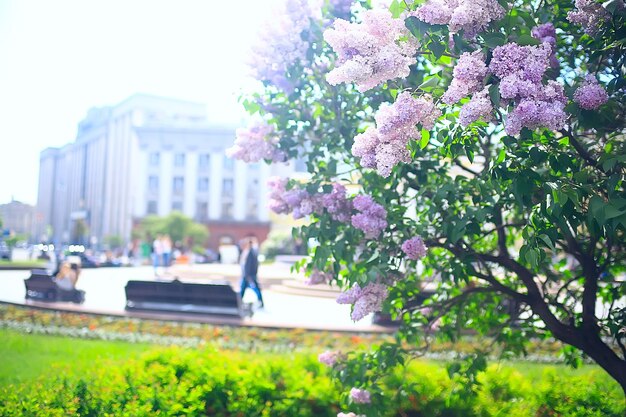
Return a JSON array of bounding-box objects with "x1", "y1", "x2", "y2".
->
[
  {"x1": 34, "y1": 94, "x2": 299, "y2": 250},
  {"x1": 0, "y1": 199, "x2": 35, "y2": 237}
]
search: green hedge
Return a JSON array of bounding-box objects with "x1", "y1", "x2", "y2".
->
[{"x1": 0, "y1": 347, "x2": 623, "y2": 417}]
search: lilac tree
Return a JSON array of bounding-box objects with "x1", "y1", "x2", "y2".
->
[{"x1": 230, "y1": 0, "x2": 626, "y2": 411}]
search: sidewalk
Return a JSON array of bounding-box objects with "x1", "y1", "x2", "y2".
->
[{"x1": 0, "y1": 264, "x2": 394, "y2": 333}]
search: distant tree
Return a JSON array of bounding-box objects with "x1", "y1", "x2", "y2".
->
[
  {"x1": 103, "y1": 235, "x2": 124, "y2": 250},
  {"x1": 137, "y1": 212, "x2": 209, "y2": 248},
  {"x1": 71, "y1": 219, "x2": 88, "y2": 244}
]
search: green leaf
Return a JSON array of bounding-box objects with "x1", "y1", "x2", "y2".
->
[
  {"x1": 428, "y1": 40, "x2": 446, "y2": 60},
  {"x1": 419, "y1": 76, "x2": 440, "y2": 90},
  {"x1": 482, "y1": 32, "x2": 507, "y2": 48},
  {"x1": 516, "y1": 34, "x2": 541, "y2": 46},
  {"x1": 389, "y1": 0, "x2": 406, "y2": 18},
  {"x1": 488, "y1": 84, "x2": 501, "y2": 108},
  {"x1": 405, "y1": 16, "x2": 428, "y2": 38},
  {"x1": 419, "y1": 131, "x2": 430, "y2": 149}
]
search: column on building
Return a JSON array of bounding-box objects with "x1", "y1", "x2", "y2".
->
[
  {"x1": 132, "y1": 146, "x2": 149, "y2": 218},
  {"x1": 208, "y1": 150, "x2": 223, "y2": 219},
  {"x1": 258, "y1": 163, "x2": 271, "y2": 221},
  {"x1": 158, "y1": 151, "x2": 173, "y2": 216},
  {"x1": 233, "y1": 160, "x2": 247, "y2": 220},
  {"x1": 183, "y1": 151, "x2": 198, "y2": 218}
]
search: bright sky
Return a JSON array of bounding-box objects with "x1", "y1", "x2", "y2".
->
[{"x1": 0, "y1": 0, "x2": 279, "y2": 205}]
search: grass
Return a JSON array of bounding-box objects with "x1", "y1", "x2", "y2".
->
[
  {"x1": 1, "y1": 327, "x2": 614, "y2": 388},
  {"x1": 0, "y1": 328, "x2": 154, "y2": 387},
  {"x1": 0, "y1": 260, "x2": 47, "y2": 268}
]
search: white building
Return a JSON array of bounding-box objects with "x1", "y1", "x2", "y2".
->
[
  {"x1": 36, "y1": 94, "x2": 296, "y2": 249},
  {"x1": 0, "y1": 199, "x2": 35, "y2": 238}
]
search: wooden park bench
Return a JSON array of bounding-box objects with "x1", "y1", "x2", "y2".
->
[
  {"x1": 24, "y1": 269, "x2": 85, "y2": 303},
  {"x1": 124, "y1": 279, "x2": 253, "y2": 318}
]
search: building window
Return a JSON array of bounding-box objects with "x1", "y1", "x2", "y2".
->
[
  {"x1": 223, "y1": 155, "x2": 234, "y2": 170},
  {"x1": 174, "y1": 153, "x2": 186, "y2": 167},
  {"x1": 147, "y1": 201, "x2": 158, "y2": 214},
  {"x1": 148, "y1": 175, "x2": 159, "y2": 191},
  {"x1": 223, "y1": 178, "x2": 234, "y2": 197},
  {"x1": 173, "y1": 176, "x2": 185, "y2": 195},
  {"x1": 246, "y1": 201, "x2": 258, "y2": 219},
  {"x1": 172, "y1": 201, "x2": 183, "y2": 212},
  {"x1": 196, "y1": 201, "x2": 208, "y2": 222},
  {"x1": 222, "y1": 201, "x2": 234, "y2": 219},
  {"x1": 149, "y1": 152, "x2": 160, "y2": 166},
  {"x1": 198, "y1": 177, "x2": 209, "y2": 192},
  {"x1": 198, "y1": 153, "x2": 210, "y2": 170}
]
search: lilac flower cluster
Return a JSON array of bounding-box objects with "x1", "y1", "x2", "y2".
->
[
  {"x1": 321, "y1": 183, "x2": 354, "y2": 222},
  {"x1": 442, "y1": 51, "x2": 488, "y2": 105},
  {"x1": 318, "y1": 350, "x2": 341, "y2": 366},
  {"x1": 350, "y1": 388, "x2": 372, "y2": 404},
  {"x1": 337, "y1": 413, "x2": 362, "y2": 417},
  {"x1": 337, "y1": 281, "x2": 389, "y2": 321},
  {"x1": 267, "y1": 177, "x2": 316, "y2": 218},
  {"x1": 531, "y1": 23, "x2": 559, "y2": 68},
  {"x1": 490, "y1": 43, "x2": 567, "y2": 135},
  {"x1": 412, "y1": 0, "x2": 506, "y2": 38},
  {"x1": 574, "y1": 75, "x2": 609, "y2": 110},
  {"x1": 305, "y1": 269, "x2": 333, "y2": 285},
  {"x1": 324, "y1": 9, "x2": 419, "y2": 92},
  {"x1": 250, "y1": 0, "x2": 319, "y2": 91},
  {"x1": 329, "y1": 0, "x2": 352, "y2": 19},
  {"x1": 352, "y1": 92, "x2": 441, "y2": 177},
  {"x1": 567, "y1": 0, "x2": 610, "y2": 35},
  {"x1": 401, "y1": 236, "x2": 428, "y2": 260},
  {"x1": 267, "y1": 178, "x2": 354, "y2": 221},
  {"x1": 459, "y1": 87, "x2": 493, "y2": 126},
  {"x1": 351, "y1": 195, "x2": 388, "y2": 238},
  {"x1": 226, "y1": 123, "x2": 286, "y2": 163}
]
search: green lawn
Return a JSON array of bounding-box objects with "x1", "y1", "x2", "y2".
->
[
  {"x1": 0, "y1": 329, "x2": 154, "y2": 387},
  {"x1": 1, "y1": 327, "x2": 613, "y2": 388},
  {"x1": 0, "y1": 260, "x2": 47, "y2": 269}
]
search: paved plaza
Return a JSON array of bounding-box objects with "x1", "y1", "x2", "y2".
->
[{"x1": 0, "y1": 262, "x2": 393, "y2": 333}]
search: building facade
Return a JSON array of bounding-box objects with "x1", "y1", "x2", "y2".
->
[
  {"x1": 0, "y1": 200, "x2": 35, "y2": 238},
  {"x1": 36, "y1": 94, "x2": 297, "y2": 249}
]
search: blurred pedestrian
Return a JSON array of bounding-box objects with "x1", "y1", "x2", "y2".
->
[
  {"x1": 152, "y1": 235, "x2": 163, "y2": 277},
  {"x1": 239, "y1": 238, "x2": 263, "y2": 308}
]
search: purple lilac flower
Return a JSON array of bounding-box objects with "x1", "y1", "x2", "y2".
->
[
  {"x1": 401, "y1": 236, "x2": 428, "y2": 260},
  {"x1": 574, "y1": 75, "x2": 609, "y2": 110},
  {"x1": 531, "y1": 23, "x2": 559, "y2": 68},
  {"x1": 350, "y1": 388, "x2": 372, "y2": 404},
  {"x1": 567, "y1": 0, "x2": 610, "y2": 35},
  {"x1": 249, "y1": 0, "x2": 319, "y2": 92},
  {"x1": 226, "y1": 123, "x2": 286, "y2": 163},
  {"x1": 351, "y1": 195, "x2": 388, "y2": 238},
  {"x1": 442, "y1": 51, "x2": 488, "y2": 105},
  {"x1": 329, "y1": 0, "x2": 352, "y2": 19},
  {"x1": 268, "y1": 177, "x2": 291, "y2": 214},
  {"x1": 305, "y1": 269, "x2": 333, "y2": 286},
  {"x1": 321, "y1": 183, "x2": 353, "y2": 222},
  {"x1": 489, "y1": 43, "x2": 567, "y2": 135},
  {"x1": 324, "y1": 9, "x2": 419, "y2": 92},
  {"x1": 318, "y1": 350, "x2": 340, "y2": 366},
  {"x1": 412, "y1": 0, "x2": 506, "y2": 38},
  {"x1": 352, "y1": 93, "x2": 440, "y2": 177},
  {"x1": 459, "y1": 87, "x2": 493, "y2": 126},
  {"x1": 337, "y1": 282, "x2": 388, "y2": 321},
  {"x1": 337, "y1": 413, "x2": 360, "y2": 417}
]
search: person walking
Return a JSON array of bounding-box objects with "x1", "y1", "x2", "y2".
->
[
  {"x1": 239, "y1": 238, "x2": 264, "y2": 308},
  {"x1": 161, "y1": 235, "x2": 173, "y2": 274},
  {"x1": 152, "y1": 235, "x2": 163, "y2": 277}
]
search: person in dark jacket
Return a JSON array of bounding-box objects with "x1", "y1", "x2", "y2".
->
[{"x1": 239, "y1": 238, "x2": 263, "y2": 308}]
